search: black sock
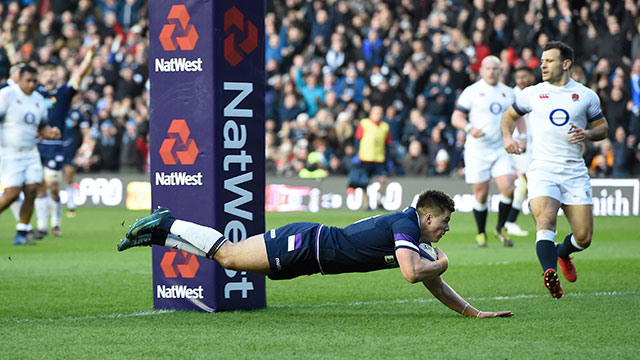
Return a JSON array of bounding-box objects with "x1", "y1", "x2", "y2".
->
[
  {"x1": 152, "y1": 231, "x2": 169, "y2": 246},
  {"x1": 557, "y1": 233, "x2": 588, "y2": 259},
  {"x1": 473, "y1": 209, "x2": 488, "y2": 234},
  {"x1": 18, "y1": 230, "x2": 28, "y2": 236},
  {"x1": 536, "y1": 240, "x2": 557, "y2": 271},
  {"x1": 497, "y1": 201, "x2": 512, "y2": 231},
  {"x1": 506, "y1": 207, "x2": 520, "y2": 223},
  {"x1": 159, "y1": 214, "x2": 176, "y2": 233}
]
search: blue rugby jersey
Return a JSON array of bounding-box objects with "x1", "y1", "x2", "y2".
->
[
  {"x1": 318, "y1": 207, "x2": 434, "y2": 274},
  {"x1": 37, "y1": 84, "x2": 77, "y2": 147},
  {"x1": 62, "y1": 108, "x2": 89, "y2": 148}
]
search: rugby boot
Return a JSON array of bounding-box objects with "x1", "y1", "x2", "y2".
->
[
  {"x1": 558, "y1": 256, "x2": 577, "y2": 282},
  {"x1": 543, "y1": 268, "x2": 563, "y2": 299},
  {"x1": 125, "y1": 206, "x2": 174, "y2": 240},
  {"x1": 495, "y1": 227, "x2": 514, "y2": 247},
  {"x1": 475, "y1": 233, "x2": 488, "y2": 247}
]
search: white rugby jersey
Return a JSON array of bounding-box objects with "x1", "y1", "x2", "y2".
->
[
  {"x1": 0, "y1": 85, "x2": 48, "y2": 149},
  {"x1": 512, "y1": 79, "x2": 603, "y2": 167},
  {"x1": 456, "y1": 79, "x2": 515, "y2": 150}
]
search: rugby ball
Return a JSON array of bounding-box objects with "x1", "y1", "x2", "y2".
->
[{"x1": 418, "y1": 242, "x2": 438, "y2": 261}]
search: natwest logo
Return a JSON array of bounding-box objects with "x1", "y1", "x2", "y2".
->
[
  {"x1": 159, "y1": 4, "x2": 198, "y2": 51},
  {"x1": 159, "y1": 119, "x2": 199, "y2": 165},
  {"x1": 160, "y1": 249, "x2": 200, "y2": 278},
  {"x1": 157, "y1": 284, "x2": 204, "y2": 299},
  {"x1": 223, "y1": 6, "x2": 258, "y2": 66}
]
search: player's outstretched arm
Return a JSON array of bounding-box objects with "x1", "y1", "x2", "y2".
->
[{"x1": 422, "y1": 274, "x2": 514, "y2": 318}]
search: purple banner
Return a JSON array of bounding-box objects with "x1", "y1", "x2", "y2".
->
[{"x1": 149, "y1": 0, "x2": 265, "y2": 312}]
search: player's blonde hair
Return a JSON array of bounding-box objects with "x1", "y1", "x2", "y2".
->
[
  {"x1": 416, "y1": 190, "x2": 455, "y2": 217},
  {"x1": 481, "y1": 55, "x2": 501, "y2": 68}
]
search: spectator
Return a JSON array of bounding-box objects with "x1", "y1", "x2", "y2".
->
[
  {"x1": 334, "y1": 65, "x2": 366, "y2": 106},
  {"x1": 119, "y1": 119, "x2": 143, "y2": 172},
  {"x1": 612, "y1": 126, "x2": 635, "y2": 178},
  {"x1": 402, "y1": 140, "x2": 429, "y2": 176},
  {"x1": 91, "y1": 120, "x2": 120, "y2": 172},
  {"x1": 590, "y1": 139, "x2": 614, "y2": 178}
]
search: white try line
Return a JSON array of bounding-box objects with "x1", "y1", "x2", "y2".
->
[
  {"x1": 270, "y1": 290, "x2": 640, "y2": 309},
  {"x1": 3, "y1": 309, "x2": 176, "y2": 324},
  {"x1": 3, "y1": 290, "x2": 638, "y2": 323}
]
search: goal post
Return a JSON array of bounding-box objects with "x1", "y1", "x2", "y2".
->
[{"x1": 148, "y1": 0, "x2": 266, "y2": 312}]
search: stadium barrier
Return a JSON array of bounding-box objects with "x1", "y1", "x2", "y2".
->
[{"x1": 58, "y1": 174, "x2": 639, "y2": 216}]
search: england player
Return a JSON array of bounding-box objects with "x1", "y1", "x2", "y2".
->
[
  {"x1": 0, "y1": 63, "x2": 26, "y2": 222},
  {"x1": 118, "y1": 190, "x2": 514, "y2": 318},
  {"x1": 504, "y1": 66, "x2": 536, "y2": 237},
  {"x1": 33, "y1": 43, "x2": 96, "y2": 238},
  {"x1": 0, "y1": 65, "x2": 61, "y2": 245},
  {"x1": 502, "y1": 41, "x2": 608, "y2": 299},
  {"x1": 451, "y1": 55, "x2": 516, "y2": 248}
]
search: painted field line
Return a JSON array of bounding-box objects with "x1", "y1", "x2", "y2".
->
[
  {"x1": 3, "y1": 290, "x2": 637, "y2": 323},
  {"x1": 270, "y1": 290, "x2": 640, "y2": 309}
]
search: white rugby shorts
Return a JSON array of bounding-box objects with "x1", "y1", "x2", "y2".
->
[
  {"x1": 464, "y1": 147, "x2": 514, "y2": 184},
  {"x1": 0, "y1": 148, "x2": 43, "y2": 188},
  {"x1": 527, "y1": 162, "x2": 592, "y2": 205},
  {"x1": 511, "y1": 149, "x2": 531, "y2": 176}
]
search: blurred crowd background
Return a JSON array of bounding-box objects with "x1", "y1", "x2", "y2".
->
[{"x1": 2, "y1": 0, "x2": 640, "y2": 179}]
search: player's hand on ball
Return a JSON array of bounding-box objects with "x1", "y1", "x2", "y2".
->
[
  {"x1": 476, "y1": 311, "x2": 514, "y2": 318},
  {"x1": 435, "y1": 247, "x2": 449, "y2": 274}
]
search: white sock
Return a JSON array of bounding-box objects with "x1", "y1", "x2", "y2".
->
[
  {"x1": 66, "y1": 185, "x2": 76, "y2": 210},
  {"x1": 169, "y1": 219, "x2": 225, "y2": 254},
  {"x1": 165, "y1": 234, "x2": 207, "y2": 257},
  {"x1": 50, "y1": 197, "x2": 62, "y2": 228},
  {"x1": 16, "y1": 222, "x2": 29, "y2": 231},
  {"x1": 35, "y1": 196, "x2": 50, "y2": 231},
  {"x1": 9, "y1": 198, "x2": 21, "y2": 221}
]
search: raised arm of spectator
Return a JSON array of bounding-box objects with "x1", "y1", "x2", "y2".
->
[{"x1": 70, "y1": 39, "x2": 99, "y2": 91}]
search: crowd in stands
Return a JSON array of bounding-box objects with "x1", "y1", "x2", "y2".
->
[
  {"x1": 1, "y1": 0, "x2": 639, "y2": 179},
  {"x1": 264, "y1": 0, "x2": 640, "y2": 179},
  {"x1": 0, "y1": 0, "x2": 148, "y2": 173}
]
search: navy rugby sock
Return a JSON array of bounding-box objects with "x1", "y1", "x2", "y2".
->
[
  {"x1": 536, "y1": 240, "x2": 557, "y2": 271},
  {"x1": 557, "y1": 233, "x2": 588, "y2": 259},
  {"x1": 506, "y1": 207, "x2": 519, "y2": 223},
  {"x1": 473, "y1": 209, "x2": 488, "y2": 234},
  {"x1": 497, "y1": 201, "x2": 512, "y2": 231},
  {"x1": 159, "y1": 214, "x2": 176, "y2": 233}
]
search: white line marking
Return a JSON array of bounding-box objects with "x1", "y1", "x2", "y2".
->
[
  {"x1": 3, "y1": 309, "x2": 175, "y2": 324},
  {"x1": 3, "y1": 290, "x2": 637, "y2": 323},
  {"x1": 270, "y1": 290, "x2": 639, "y2": 309}
]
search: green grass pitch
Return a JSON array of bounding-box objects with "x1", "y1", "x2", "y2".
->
[{"x1": 1, "y1": 207, "x2": 639, "y2": 359}]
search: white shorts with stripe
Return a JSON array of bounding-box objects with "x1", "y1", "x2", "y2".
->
[{"x1": 1, "y1": 147, "x2": 43, "y2": 188}]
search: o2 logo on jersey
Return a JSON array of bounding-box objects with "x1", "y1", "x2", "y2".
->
[
  {"x1": 489, "y1": 102, "x2": 502, "y2": 114},
  {"x1": 549, "y1": 108, "x2": 570, "y2": 126},
  {"x1": 23, "y1": 112, "x2": 37, "y2": 125}
]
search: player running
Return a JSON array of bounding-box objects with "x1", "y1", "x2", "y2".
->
[
  {"x1": 451, "y1": 55, "x2": 516, "y2": 248},
  {"x1": 502, "y1": 41, "x2": 608, "y2": 299},
  {"x1": 504, "y1": 66, "x2": 535, "y2": 237},
  {"x1": 118, "y1": 190, "x2": 513, "y2": 318},
  {"x1": 0, "y1": 65, "x2": 60, "y2": 245},
  {"x1": 32, "y1": 42, "x2": 96, "y2": 238}
]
